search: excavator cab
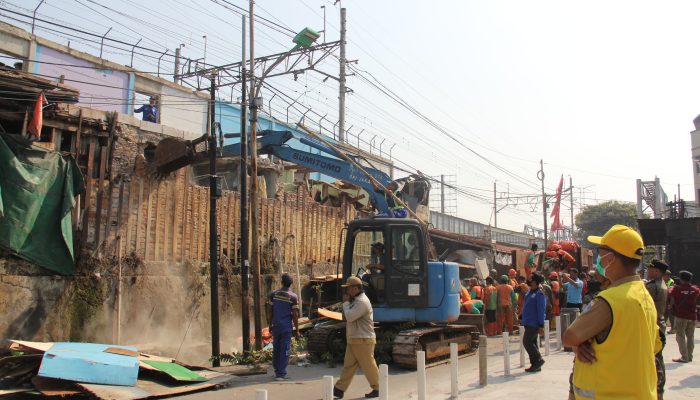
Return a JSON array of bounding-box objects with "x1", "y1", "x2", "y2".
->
[{"x1": 346, "y1": 218, "x2": 428, "y2": 309}]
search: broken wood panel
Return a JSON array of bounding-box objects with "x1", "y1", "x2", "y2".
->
[
  {"x1": 125, "y1": 178, "x2": 136, "y2": 255},
  {"x1": 153, "y1": 181, "x2": 163, "y2": 261},
  {"x1": 180, "y1": 182, "x2": 189, "y2": 262},
  {"x1": 93, "y1": 144, "x2": 108, "y2": 251},
  {"x1": 144, "y1": 181, "x2": 154, "y2": 261},
  {"x1": 80, "y1": 137, "x2": 96, "y2": 246}
]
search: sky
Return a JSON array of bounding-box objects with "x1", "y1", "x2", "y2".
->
[{"x1": 1, "y1": 0, "x2": 698, "y2": 233}]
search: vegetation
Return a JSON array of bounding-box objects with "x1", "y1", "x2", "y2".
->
[{"x1": 575, "y1": 200, "x2": 640, "y2": 244}]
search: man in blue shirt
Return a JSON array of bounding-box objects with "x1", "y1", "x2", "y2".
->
[
  {"x1": 562, "y1": 268, "x2": 584, "y2": 310},
  {"x1": 522, "y1": 272, "x2": 547, "y2": 372},
  {"x1": 134, "y1": 97, "x2": 157, "y2": 122},
  {"x1": 266, "y1": 273, "x2": 300, "y2": 380}
]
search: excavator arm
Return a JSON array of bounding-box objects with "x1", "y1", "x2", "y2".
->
[{"x1": 222, "y1": 129, "x2": 393, "y2": 213}]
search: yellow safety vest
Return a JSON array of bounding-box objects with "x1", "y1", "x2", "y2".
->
[{"x1": 573, "y1": 280, "x2": 659, "y2": 400}]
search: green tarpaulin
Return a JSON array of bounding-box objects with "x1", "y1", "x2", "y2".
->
[{"x1": 0, "y1": 134, "x2": 84, "y2": 275}]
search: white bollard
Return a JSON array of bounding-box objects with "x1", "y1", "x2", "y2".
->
[
  {"x1": 417, "y1": 350, "x2": 427, "y2": 400},
  {"x1": 518, "y1": 326, "x2": 525, "y2": 368},
  {"x1": 450, "y1": 343, "x2": 459, "y2": 399},
  {"x1": 575, "y1": 310, "x2": 580, "y2": 320},
  {"x1": 379, "y1": 364, "x2": 389, "y2": 400},
  {"x1": 479, "y1": 335, "x2": 487, "y2": 386},
  {"x1": 502, "y1": 332, "x2": 511, "y2": 376},
  {"x1": 323, "y1": 375, "x2": 334, "y2": 400},
  {"x1": 555, "y1": 316, "x2": 562, "y2": 350},
  {"x1": 544, "y1": 320, "x2": 550, "y2": 356},
  {"x1": 256, "y1": 389, "x2": 268, "y2": 400}
]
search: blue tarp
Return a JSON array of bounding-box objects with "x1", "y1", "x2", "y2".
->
[{"x1": 38, "y1": 342, "x2": 139, "y2": 386}]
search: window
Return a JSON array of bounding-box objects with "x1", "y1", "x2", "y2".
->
[
  {"x1": 391, "y1": 227, "x2": 421, "y2": 274},
  {"x1": 351, "y1": 229, "x2": 384, "y2": 277}
]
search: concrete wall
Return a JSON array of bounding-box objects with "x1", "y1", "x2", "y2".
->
[
  {"x1": 159, "y1": 85, "x2": 207, "y2": 137},
  {"x1": 35, "y1": 45, "x2": 131, "y2": 114}
]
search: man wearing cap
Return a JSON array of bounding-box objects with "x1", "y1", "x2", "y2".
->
[
  {"x1": 663, "y1": 270, "x2": 676, "y2": 334},
  {"x1": 334, "y1": 276, "x2": 379, "y2": 399},
  {"x1": 522, "y1": 272, "x2": 547, "y2": 372},
  {"x1": 564, "y1": 225, "x2": 661, "y2": 400},
  {"x1": 266, "y1": 273, "x2": 300, "y2": 381},
  {"x1": 669, "y1": 270, "x2": 700, "y2": 363},
  {"x1": 646, "y1": 260, "x2": 669, "y2": 398}
]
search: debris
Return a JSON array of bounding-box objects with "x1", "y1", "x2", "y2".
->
[
  {"x1": 0, "y1": 340, "x2": 235, "y2": 398},
  {"x1": 38, "y1": 342, "x2": 140, "y2": 386},
  {"x1": 140, "y1": 360, "x2": 207, "y2": 382}
]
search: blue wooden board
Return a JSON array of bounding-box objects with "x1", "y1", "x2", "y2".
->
[{"x1": 38, "y1": 342, "x2": 139, "y2": 386}]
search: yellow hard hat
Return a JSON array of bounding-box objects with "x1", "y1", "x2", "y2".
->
[{"x1": 587, "y1": 224, "x2": 644, "y2": 260}]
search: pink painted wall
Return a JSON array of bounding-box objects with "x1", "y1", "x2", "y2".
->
[{"x1": 35, "y1": 45, "x2": 130, "y2": 114}]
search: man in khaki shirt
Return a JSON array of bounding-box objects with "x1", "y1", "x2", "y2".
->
[{"x1": 334, "y1": 276, "x2": 379, "y2": 399}]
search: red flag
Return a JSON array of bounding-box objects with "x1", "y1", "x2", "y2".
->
[
  {"x1": 550, "y1": 175, "x2": 564, "y2": 232},
  {"x1": 27, "y1": 92, "x2": 48, "y2": 140}
]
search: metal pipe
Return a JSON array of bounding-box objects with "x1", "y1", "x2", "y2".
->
[
  {"x1": 319, "y1": 113, "x2": 328, "y2": 135},
  {"x1": 202, "y1": 35, "x2": 208, "y2": 67},
  {"x1": 332, "y1": 120, "x2": 340, "y2": 140},
  {"x1": 267, "y1": 93, "x2": 277, "y2": 113},
  {"x1": 31, "y1": 0, "x2": 46, "y2": 35},
  {"x1": 99, "y1": 27, "x2": 113, "y2": 59},
  {"x1": 299, "y1": 107, "x2": 312, "y2": 124},
  {"x1": 379, "y1": 138, "x2": 386, "y2": 156},
  {"x1": 389, "y1": 143, "x2": 396, "y2": 159},
  {"x1": 320, "y1": 5, "x2": 326, "y2": 43},
  {"x1": 356, "y1": 129, "x2": 365, "y2": 149},
  {"x1": 129, "y1": 38, "x2": 142, "y2": 68},
  {"x1": 369, "y1": 134, "x2": 378, "y2": 153},
  {"x1": 157, "y1": 49, "x2": 169, "y2": 78}
]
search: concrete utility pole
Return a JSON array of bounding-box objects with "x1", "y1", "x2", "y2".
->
[
  {"x1": 174, "y1": 45, "x2": 182, "y2": 83},
  {"x1": 440, "y1": 174, "x2": 445, "y2": 214},
  {"x1": 239, "y1": 14, "x2": 251, "y2": 354},
  {"x1": 539, "y1": 160, "x2": 548, "y2": 246},
  {"x1": 208, "y1": 73, "x2": 221, "y2": 367},
  {"x1": 249, "y1": 0, "x2": 263, "y2": 351},
  {"x1": 338, "y1": 7, "x2": 347, "y2": 143},
  {"x1": 569, "y1": 176, "x2": 574, "y2": 239},
  {"x1": 493, "y1": 181, "x2": 497, "y2": 228}
]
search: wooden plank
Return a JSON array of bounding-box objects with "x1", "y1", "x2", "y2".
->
[
  {"x1": 180, "y1": 181, "x2": 189, "y2": 262},
  {"x1": 226, "y1": 194, "x2": 233, "y2": 261},
  {"x1": 154, "y1": 181, "x2": 162, "y2": 261},
  {"x1": 125, "y1": 178, "x2": 136, "y2": 255},
  {"x1": 189, "y1": 188, "x2": 197, "y2": 260},
  {"x1": 144, "y1": 181, "x2": 153, "y2": 261},
  {"x1": 134, "y1": 179, "x2": 144, "y2": 255},
  {"x1": 171, "y1": 176, "x2": 179, "y2": 262},
  {"x1": 100, "y1": 113, "x2": 119, "y2": 255},
  {"x1": 81, "y1": 138, "x2": 96, "y2": 246},
  {"x1": 93, "y1": 144, "x2": 108, "y2": 251}
]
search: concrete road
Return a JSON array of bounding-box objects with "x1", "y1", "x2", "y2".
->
[{"x1": 182, "y1": 328, "x2": 700, "y2": 399}]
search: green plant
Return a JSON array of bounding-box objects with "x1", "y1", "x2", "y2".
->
[
  {"x1": 291, "y1": 336, "x2": 307, "y2": 355},
  {"x1": 212, "y1": 349, "x2": 272, "y2": 367}
]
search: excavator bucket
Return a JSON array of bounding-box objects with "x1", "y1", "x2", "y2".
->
[{"x1": 152, "y1": 136, "x2": 201, "y2": 175}]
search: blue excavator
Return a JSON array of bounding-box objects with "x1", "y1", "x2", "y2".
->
[{"x1": 153, "y1": 128, "x2": 479, "y2": 368}]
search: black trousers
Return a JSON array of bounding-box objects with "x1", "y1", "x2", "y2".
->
[{"x1": 523, "y1": 326, "x2": 543, "y2": 366}]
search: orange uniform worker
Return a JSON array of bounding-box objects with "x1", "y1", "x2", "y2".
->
[
  {"x1": 508, "y1": 268, "x2": 518, "y2": 287},
  {"x1": 496, "y1": 275, "x2": 517, "y2": 334},
  {"x1": 469, "y1": 278, "x2": 483, "y2": 300},
  {"x1": 549, "y1": 272, "x2": 561, "y2": 317},
  {"x1": 483, "y1": 277, "x2": 499, "y2": 336}
]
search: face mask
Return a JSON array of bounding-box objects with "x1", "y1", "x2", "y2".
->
[{"x1": 599, "y1": 252, "x2": 614, "y2": 274}]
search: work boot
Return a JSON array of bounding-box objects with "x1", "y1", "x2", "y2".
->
[
  {"x1": 365, "y1": 389, "x2": 379, "y2": 398},
  {"x1": 333, "y1": 386, "x2": 344, "y2": 399}
]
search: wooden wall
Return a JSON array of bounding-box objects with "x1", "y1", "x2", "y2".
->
[{"x1": 92, "y1": 170, "x2": 357, "y2": 266}]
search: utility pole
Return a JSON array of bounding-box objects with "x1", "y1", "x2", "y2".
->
[
  {"x1": 174, "y1": 46, "x2": 182, "y2": 83},
  {"x1": 338, "y1": 7, "x2": 347, "y2": 143},
  {"x1": 239, "y1": 14, "x2": 251, "y2": 354},
  {"x1": 208, "y1": 73, "x2": 221, "y2": 367},
  {"x1": 539, "y1": 160, "x2": 548, "y2": 246},
  {"x1": 440, "y1": 175, "x2": 445, "y2": 214},
  {"x1": 249, "y1": 0, "x2": 263, "y2": 351},
  {"x1": 569, "y1": 176, "x2": 574, "y2": 240},
  {"x1": 493, "y1": 181, "x2": 497, "y2": 228}
]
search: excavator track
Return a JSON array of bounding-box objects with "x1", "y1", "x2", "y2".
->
[
  {"x1": 392, "y1": 325, "x2": 479, "y2": 369},
  {"x1": 307, "y1": 321, "x2": 346, "y2": 356}
]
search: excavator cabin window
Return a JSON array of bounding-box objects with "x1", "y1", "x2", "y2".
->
[{"x1": 350, "y1": 229, "x2": 386, "y2": 303}]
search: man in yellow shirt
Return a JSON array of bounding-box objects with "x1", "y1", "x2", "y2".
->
[{"x1": 563, "y1": 225, "x2": 661, "y2": 400}]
